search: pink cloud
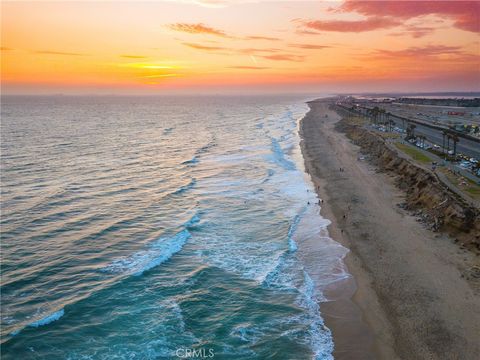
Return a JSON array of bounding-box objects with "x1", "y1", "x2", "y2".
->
[
  {"x1": 339, "y1": 1, "x2": 480, "y2": 33},
  {"x1": 297, "y1": 1, "x2": 479, "y2": 35},
  {"x1": 302, "y1": 16, "x2": 401, "y2": 33},
  {"x1": 365, "y1": 45, "x2": 479, "y2": 64},
  {"x1": 373, "y1": 45, "x2": 464, "y2": 58}
]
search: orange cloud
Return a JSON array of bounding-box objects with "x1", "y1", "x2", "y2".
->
[
  {"x1": 120, "y1": 55, "x2": 148, "y2": 59},
  {"x1": 238, "y1": 47, "x2": 281, "y2": 54},
  {"x1": 288, "y1": 43, "x2": 330, "y2": 50},
  {"x1": 168, "y1": 23, "x2": 229, "y2": 37},
  {"x1": 295, "y1": 29, "x2": 323, "y2": 36},
  {"x1": 244, "y1": 35, "x2": 280, "y2": 41},
  {"x1": 229, "y1": 65, "x2": 270, "y2": 70},
  {"x1": 261, "y1": 54, "x2": 304, "y2": 62},
  {"x1": 169, "y1": 23, "x2": 283, "y2": 42},
  {"x1": 183, "y1": 42, "x2": 227, "y2": 51},
  {"x1": 372, "y1": 45, "x2": 468, "y2": 59},
  {"x1": 183, "y1": 43, "x2": 282, "y2": 55},
  {"x1": 35, "y1": 50, "x2": 87, "y2": 56}
]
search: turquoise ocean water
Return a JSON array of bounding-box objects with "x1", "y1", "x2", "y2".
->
[{"x1": 1, "y1": 95, "x2": 349, "y2": 359}]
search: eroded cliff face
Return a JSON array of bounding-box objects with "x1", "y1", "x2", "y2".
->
[{"x1": 335, "y1": 118, "x2": 480, "y2": 254}]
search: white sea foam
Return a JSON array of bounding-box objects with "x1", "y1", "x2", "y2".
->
[
  {"x1": 269, "y1": 137, "x2": 296, "y2": 171},
  {"x1": 298, "y1": 272, "x2": 334, "y2": 360},
  {"x1": 10, "y1": 308, "x2": 65, "y2": 336},
  {"x1": 28, "y1": 308, "x2": 65, "y2": 328},
  {"x1": 103, "y1": 229, "x2": 191, "y2": 276},
  {"x1": 181, "y1": 156, "x2": 199, "y2": 166},
  {"x1": 171, "y1": 178, "x2": 196, "y2": 195}
]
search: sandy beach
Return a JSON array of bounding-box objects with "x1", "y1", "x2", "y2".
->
[{"x1": 300, "y1": 99, "x2": 480, "y2": 360}]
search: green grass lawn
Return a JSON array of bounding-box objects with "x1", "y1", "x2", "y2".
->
[
  {"x1": 395, "y1": 143, "x2": 433, "y2": 164},
  {"x1": 440, "y1": 168, "x2": 480, "y2": 200}
]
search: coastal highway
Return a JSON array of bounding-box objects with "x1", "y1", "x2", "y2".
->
[
  {"x1": 338, "y1": 103, "x2": 480, "y2": 159},
  {"x1": 388, "y1": 114, "x2": 480, "y2": 159}
]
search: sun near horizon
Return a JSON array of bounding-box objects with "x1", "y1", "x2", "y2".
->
[{"x1": 1, "y1": 0, "x2": 479, "y2": 95}]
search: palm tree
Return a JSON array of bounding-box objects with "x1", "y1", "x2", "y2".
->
[
  {"x1": 378, "y1": 108, "x2": 384, "y2": 124},
  {"x1": 442, "y1": 130, "x2": 448, "y2": 155},
  {"x1": 369, "y1": 107, "x2": 374, "y2": 124},
  {"x1": 472, "y1": 162, "x2": 480, "y2": 176},
  {"x1": 406, "y1": 123, "x2": 416, "y2": 140},
  {"x1": 451, "y1": 134, "x2": 459, "y2": 158},
  {"x1": 372, "y1": 106, "x2": 380, "y2": 125},
  {"x1": 410, "y1": 124, "x2": 416, "y2": 139}
]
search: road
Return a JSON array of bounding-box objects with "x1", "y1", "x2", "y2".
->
[{"x1": 388, "y1": 114, "x2": 480, "y2": 159}]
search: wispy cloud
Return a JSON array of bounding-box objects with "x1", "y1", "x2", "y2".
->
[
  {"x1": 229, "y1": 65, "x2": 270, "y2": 70},
  {"x1": 372, "y1": 45, "x2": 465, "y2": 58},
  {"x1": 244, "y1": 35, "x2": 281, "y2": 41},
  {"x1": 183, "y1": 42, "x2": 227, "y2": 51},
  {"x1": 238, "y1": 47, "x2": 282, "y2": 54},
  {"x1": 182, "y1": 42, "x2": 304, "y2": 62},
  {"x1": 35, "y1": 50, "x2": 87, "y2": 56},
  {"x1": 300, "y1": 17, "x2": 400, "y2": 33},
  {"x1": 182, "y1": 43, "x2": 281, "y2": 55},
  {"x1": 120, "y1": 54, "x2": 148, "y2": 59},
  {"x1": 1, "y1": 47, "x2": 14, "y2": 51},
  {"x1": 295, "y1": 29, "x2": 323, "y2": 36},
  {"x1": 168, "y1": 23, "x2": 230, "y2": 37},
  {"x1": 388, "y1": 25, "x2": 436, "y2": 39},
  {"x1": 358, "y1": 45, "x2": 479, "y2": 66},
  {"x1": 260, "y1": 54, "x2": 304, "y2": 62},
  {"x1": 288, "y1": 43, "x2": 330, "y2": 50},
  {"x1": 119, "y1": 62, "x2": 182, "y2": 70},
  {"x1": 169, "y1": 22, "x2": 283, "y2": 42},
  {"x1": 142, "y1": 73, "x2": 180, "y2": 78}
]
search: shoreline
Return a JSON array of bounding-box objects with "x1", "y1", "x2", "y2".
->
[{"x1": 299, "y1": 98, "x2": 480, "y2": 359}]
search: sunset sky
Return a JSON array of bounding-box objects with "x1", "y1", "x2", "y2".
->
[{"x1": 1, "y1": 0, "x2": 479, "y2": 94}]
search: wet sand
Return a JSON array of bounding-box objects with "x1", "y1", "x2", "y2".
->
[{"x1": 300, "y1": 99, "x2": 480, "y2": 359}]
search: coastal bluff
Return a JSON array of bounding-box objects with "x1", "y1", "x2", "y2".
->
[
  {"x1": 335, "y1": 113, "x2": 480, "y2": 254},
  {"x1": 300, "y1": 98, "x2": 480, "y2": 360}
]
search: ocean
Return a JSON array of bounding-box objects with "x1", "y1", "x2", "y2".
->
[{"x1": 0, "y1": 95, "x2": 349, "y2": 359}]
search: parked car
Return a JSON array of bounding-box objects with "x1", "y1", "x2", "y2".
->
[{"x1": 459, "y1": 161, "x2": 472, "y2": 169}]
